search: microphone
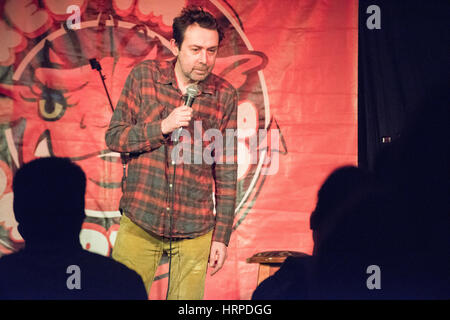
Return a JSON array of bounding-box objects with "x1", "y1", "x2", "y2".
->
[
  {"x1": 184, "y1": 84, "x2": 200, "y2": 107},
  {"x1": 174, "y1": 84, "x2": 200, "y2": 142},
  {"x1": 89, "y1": 58, "x2": 102, "y2": 71}
]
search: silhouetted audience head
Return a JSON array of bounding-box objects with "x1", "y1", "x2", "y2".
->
[
  {"x1": 13, "y1": 157, "x2": 86, "y2": 249},
  {"x1": 309, "y1": 95, "x2": 449, "y2": 299},
  {"x1": 2, "y1": 157, "x2": 148, "y2": 299},
  {"x1": 310, "y1": 165, "x2": 372, "y2": 254}
]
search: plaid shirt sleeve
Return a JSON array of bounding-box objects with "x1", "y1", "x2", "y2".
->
[
  {"x1": 105, "y1": 64, "x2": 168, "y2": 153},
  {"x1": 213, "y1": 88, "x2": 238, "y2": 245}
]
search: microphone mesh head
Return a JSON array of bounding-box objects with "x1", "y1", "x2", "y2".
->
[{"x1": 186, "y1": 84, "x2": 200, "y2": 97}]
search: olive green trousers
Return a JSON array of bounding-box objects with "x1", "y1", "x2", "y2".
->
[{"x1": 112, "y1": 214, "x2": 212, "y2": 300}]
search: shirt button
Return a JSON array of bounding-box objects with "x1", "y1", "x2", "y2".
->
[{"x1": 169, "y1": 184, "x2": 173, "y2": 188}]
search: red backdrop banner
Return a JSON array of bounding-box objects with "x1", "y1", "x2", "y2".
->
[{"x1": 0, "y1": 0, "x2": 357, "y2": 299}]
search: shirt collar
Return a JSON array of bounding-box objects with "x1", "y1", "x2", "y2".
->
[
  {"x1": 157, "y1": 59, "x2": 216, "y2": 95},
  {"x1": 156, "y1": 59, "x2": 176, "y2": 85}
]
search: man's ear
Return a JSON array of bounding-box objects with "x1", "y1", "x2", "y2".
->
[{"x1": 170, "y1": 39, "x2": 179, "y2": 56}]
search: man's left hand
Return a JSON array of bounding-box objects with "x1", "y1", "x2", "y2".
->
[{"x1": 208, "y1": 241, "x2": 227, "y2": 276}]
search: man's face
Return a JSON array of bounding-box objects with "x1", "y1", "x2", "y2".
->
[{"x1": 172, "y1": 23, "x2": 219, "y2": 85}]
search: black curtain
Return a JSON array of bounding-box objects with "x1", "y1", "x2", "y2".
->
[{"x1": 358, "y1": 0, "x2": 450, "y2": 170}]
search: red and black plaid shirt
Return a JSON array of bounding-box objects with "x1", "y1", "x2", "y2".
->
[{"x1": 105, "y1": 59, "x2": 238, "y2": 245}]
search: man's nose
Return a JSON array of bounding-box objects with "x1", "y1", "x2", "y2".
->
[{"x1": 198, "y1": 50, "x2": 207, "y2": 64}]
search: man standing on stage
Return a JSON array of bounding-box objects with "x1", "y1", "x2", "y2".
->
[{"x1": 105, "y1": 6, "x2": 238, "y2": 299}]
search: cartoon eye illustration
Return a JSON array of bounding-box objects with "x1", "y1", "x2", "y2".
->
[
  {"x1": 37, "y1": 87, "x2": 68, "y2": 121},
  {"x1": 19, "y1": 85, "x2": 76, "y2": 121},
  {"x1": 38, "y1": 99, "x2": 64, "y2": 120}
]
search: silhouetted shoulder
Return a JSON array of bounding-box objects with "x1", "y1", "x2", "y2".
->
[
  {"x1": 0, "y1": 249, "x2": 147, "y2": 300},
  {"x1": 252, "y1": 256, "x2": 312, "y2": 300},
  {"x1": 76, "y1": 250, "x2": 148, "y2": 300}
]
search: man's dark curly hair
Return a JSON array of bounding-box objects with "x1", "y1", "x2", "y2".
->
[{"x1": 172, "y1": 6, "x2": 224, "y2": 48}]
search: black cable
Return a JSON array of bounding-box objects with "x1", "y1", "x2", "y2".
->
[
  {"x1": 166, "y1": 92, "x2": 192, "y2": 299},
  {"x1": 166, "y1": 151, "x2": 177, "y2": 300},
  {"x1": 166, "y1": 126, "x2": 183, "y2": 300}
]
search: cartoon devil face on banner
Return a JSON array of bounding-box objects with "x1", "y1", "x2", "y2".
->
[{"x1": 0, "y1": 0, "x2": 282, "y2": 258}]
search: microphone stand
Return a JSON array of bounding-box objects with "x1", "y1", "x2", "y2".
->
[
  {"x1": 166, "y1": 87, "x2": 199, "y2": 299},
  {"x1": 89, "y1": 58, "x2": 114, "y2": 114},
  {"x1": 89, "y1": 58, "x2": 129, "y2": 193},
  {"x1": 166, "y1": 99, "x2": 185, "y2": 300}
]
